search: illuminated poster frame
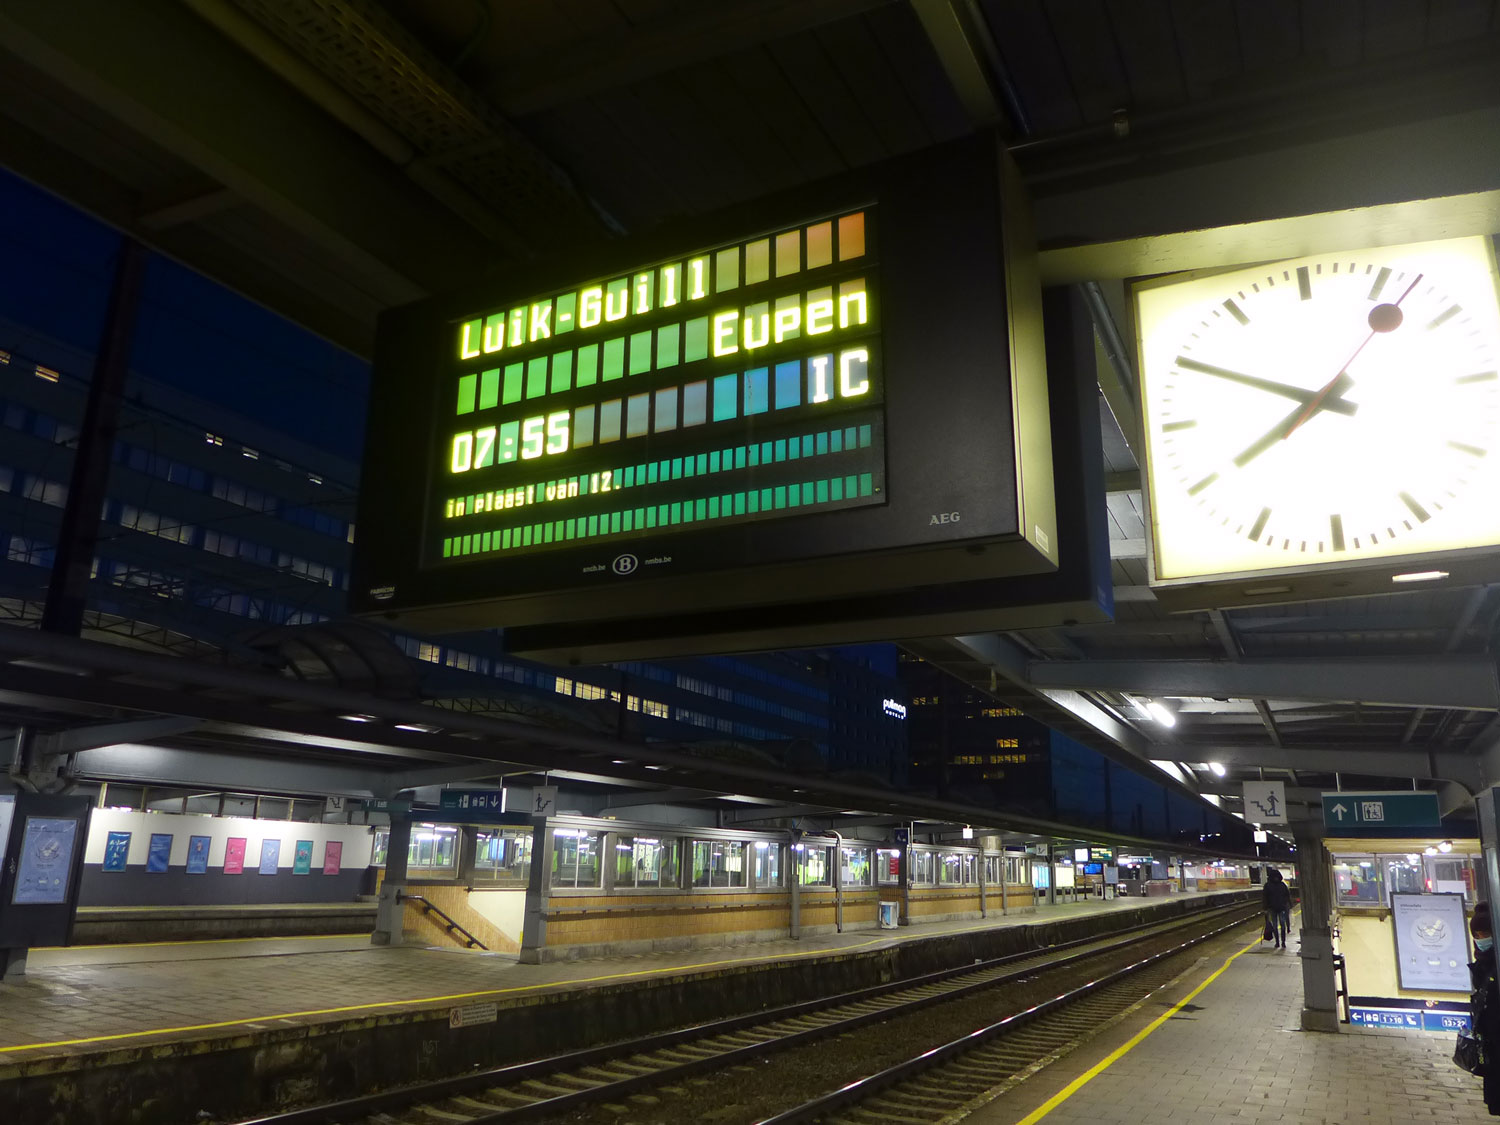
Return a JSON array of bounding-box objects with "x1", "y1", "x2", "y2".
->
[{"x1": 354, "y1": 134, "x2": 1077, "y2": 652}]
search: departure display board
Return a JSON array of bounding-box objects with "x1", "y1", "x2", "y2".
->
[
  {"x1": 437, "y1": 210, "x2": 882, "y2": 568},
  {"x1": 354, "y1": 135, "x2": 1077, "y2": 650}
]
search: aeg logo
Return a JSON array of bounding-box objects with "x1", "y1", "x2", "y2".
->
[{"x1": 929, "y1": 512, "x2": 960, "y2": 526}]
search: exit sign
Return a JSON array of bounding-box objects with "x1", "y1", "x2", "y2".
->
[{"x1": 1322, "y1": 791, "x2": 1440, "y2": 831}]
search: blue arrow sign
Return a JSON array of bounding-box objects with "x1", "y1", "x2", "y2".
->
[{"x1": 1322, "y1": 791, "x2": 1440, "y2": 830}]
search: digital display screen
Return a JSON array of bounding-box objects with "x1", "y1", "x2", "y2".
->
[{"x1": 432, "y1": 211, "x2": 884, "y2": 568}]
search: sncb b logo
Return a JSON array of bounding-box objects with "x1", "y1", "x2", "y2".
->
[{"x1": 612, "y1": 553, "x2": 639, "y2": 575}]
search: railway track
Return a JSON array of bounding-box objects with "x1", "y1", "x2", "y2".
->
[
  {"x1": 762, "y1": 913, "x2": 1259, "y2": 1124},
  {"x1": 237, "y1": 901, "x2": 1259, "y2": 1125}
]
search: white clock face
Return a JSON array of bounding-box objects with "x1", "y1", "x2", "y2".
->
[{"x1": 1136, "y1": 236, "x2": 1500, "y2": 583}]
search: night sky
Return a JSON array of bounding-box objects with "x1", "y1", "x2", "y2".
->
[{"x1": 0, "y1": 169, "x2": 369, "y2": 463}]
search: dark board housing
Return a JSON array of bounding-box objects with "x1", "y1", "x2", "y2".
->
[{"x1": 352, "y1": 133, "x2": 1071, "y2": 651}]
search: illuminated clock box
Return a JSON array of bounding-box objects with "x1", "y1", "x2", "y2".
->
[
  {"x1": 1134, "y1": 235, "x2": 1500, "y2": 611},
  {"x1": 353, "y1": 134, "x2": 1104, "y2": 653}
]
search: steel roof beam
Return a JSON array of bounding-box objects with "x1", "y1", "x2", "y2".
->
[
  {"x1": 1029, "y1": 657, "x2": 1500, "y2": 711},
  {"x1": 497, "y1": 0, "x2": 898, "y2": 116},
  {"x1": 70, "y1": 743, "x2": 391, "y2": 798},
  {"x1": 1203, "y1": 743, "x2": 1479, "y2": 790}
]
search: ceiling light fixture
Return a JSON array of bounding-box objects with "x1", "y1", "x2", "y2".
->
[
  {"x1": 1146, "y1": 700, "x2": 1177, "y2": 727},
  {"x1": 1392, "y1": 570, "x2": 1450, "y2": 583},
  {"x1": 1209, "y1": 761, "x2": 1227, "y2": 777},
  {"x1": 1439, "y1": 840, "x2": 1453, "y2": 853}
]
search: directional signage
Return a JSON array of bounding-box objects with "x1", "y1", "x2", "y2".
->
[
  {"x1": 439, "y1": 789, "x2": 506, "y2": 813},
  {"x1": 1242, "y1": 781, "x2": 1288, "y2": 824},
  {"x1": 1322, "y1": 791, "x2": 1440, "y2": 831}
]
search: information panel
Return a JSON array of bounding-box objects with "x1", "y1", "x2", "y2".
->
[
  {"x1": 1391, "y1": 892, "x2": 1470, "y2": 992},
  {"x1": 438, "y1": 211, "x2": 883, "y2": 568},
  {"x1": 354, "y1": 135, "x2": 1073, "y2": 648}
]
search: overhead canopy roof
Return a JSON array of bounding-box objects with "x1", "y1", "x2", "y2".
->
[{"x1": 3, "y1": 0, "x2": 1500, "y2": 833}]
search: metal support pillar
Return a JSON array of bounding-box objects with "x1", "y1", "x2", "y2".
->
[
  {"x1": 789, "y1": 834, "x2": 802, "y2": 940},
  {"x1": 978, "y1": 842, "x2": 987, "y2": 919},
  {"x1": 1048, "y1": 844, "x2": 1057, "y2": 906},
  {"x1": 41, "y1": 239, "x2": 147, "y2": 637},
  {"x1": 898, "y1": 833, "x2": 911, "y2": 925},
  {"x1": 1293, "y1": 826, "x2": 1340, "y2": 1032},
  {"x1": 1475, "y1": 788, "x2": 1500, "y2": 910},
  {"x1": 518, "y1": 821, "x2": 553, "y2": 963},
  {"x1": 371, "y1": 815, "x2": 411, "y2": 946}
]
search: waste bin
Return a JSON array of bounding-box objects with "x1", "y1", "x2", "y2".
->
[{"x1": 878, "y1": 901, "x2": 899, "y2": 929}]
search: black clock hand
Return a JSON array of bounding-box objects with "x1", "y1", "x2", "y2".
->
[
  {"x1": 1175, "y1": 357, "x2": 1359, "y2": 416},
  {"x1": 1283, "y1": 273, "x2": 1423, "y2": 439},
  {"x1": 1233, "y1": 373, "x2": 1356, "y2": 468}
]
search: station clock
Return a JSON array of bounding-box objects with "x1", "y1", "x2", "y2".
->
[{"x1": 1134, "y1": 235, "x2": 1500, "y2": 608}]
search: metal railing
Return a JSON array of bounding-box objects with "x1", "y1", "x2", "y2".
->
[{"x1": 399, "y1": 893, "x2": 487, "y2": 950}]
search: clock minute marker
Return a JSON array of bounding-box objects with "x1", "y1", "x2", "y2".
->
[
  {"x1": 1223, "y1": 299, "x2": 1250, "y2": 325},
  {"x1": 1449, "y1": 441, "x2": 1487, "y2": 457},
  {"x1": 1399, "y1": 492, "x2": 1431, "y2": 523},
  {"x1": 1456, "y1": 371, "x2": 1497, "y2": 384},
  {"x1": 1296, "y1": 266, "x2": 1312, "y2": 301},
  {"x1": 1427, "y1": 305, "x2": 1462, "y2": 330},
  {"x1": 1162, "y1": 420, "x2": 1197, "y2": 432},
  {"x1": 1368, "y1": 267, "x2": 1391, "y2": 301},
  {"x1": 1330, "y1": 515, "x2": 1346, "y2": 551},
  {"x1": 1248, "y1": 507, "x2": 1271, "y2": 541}
]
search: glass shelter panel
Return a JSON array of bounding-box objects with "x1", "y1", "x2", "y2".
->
[{"x1": 552, "y1": 829, "x2": 602, "y2": 888}]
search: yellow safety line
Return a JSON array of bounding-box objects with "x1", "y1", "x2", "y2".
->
[
  {"x1": 36, "y1": 932, "x2": 363, "y2": 952},
  {"x1": 1015, "y1": 930, "x2": 1265, "y2": 1124},
  {"x1": 2, "y1": 900, "x2": 1224, "y2": 1056},
  {"x1": 0, "y1": 933, "x2": 894, "y2": 1054}
]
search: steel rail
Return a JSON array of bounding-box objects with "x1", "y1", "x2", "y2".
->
[
  {"x1": 235, "y1": 897, "x2": 1255, "y2": 1125},
  {"x1": 753, "y1": 908, "x2": 1258, "y2": 1124}
]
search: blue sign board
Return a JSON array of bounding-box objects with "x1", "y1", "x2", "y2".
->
[
  {"x1": 11, "y1": 817, "x2": 79, "y2": 904},
  {"x1": 363, "y1": 798, "x2": 413, "y2": 814},
  {"x1": 147, "y1": 833, "x2": 173, "y2": 873},
  {"x1": 440, "y1": 790, "x2": 506, "y2": 813},
  {"x1": 1350, "y1": 1006, "x2": 1469, "y2": 1033},
  {"x1": 1322, "y1": 791, "x2": 1440, "y2": 831},
  {"x1": 186, "y1": 835, "x2": 211, "y2": 875},
  {"x1": 893, "y1": 828, "x2": 910, "y2": 846},
  {"x1": 102, "y1": 830, "x2": 131, "y2": 871}
]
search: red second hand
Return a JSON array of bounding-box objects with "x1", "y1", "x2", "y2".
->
[{"x1": 1283, "y1": 272, "x2": 1423, "y2": 439}]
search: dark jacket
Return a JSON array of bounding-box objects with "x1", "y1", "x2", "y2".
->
[
  {"x1": 1262, "y1": 873, "x2": 1292, "y2": 912},
  {"x1": 1470, "y1": 946, "x2": 1500, "y2": 1114}
]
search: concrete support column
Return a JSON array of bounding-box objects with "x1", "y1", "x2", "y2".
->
[
  {"x1": 371, "y1": 815, "x2": 412, "y2": 946},
  {"x1": 518, "y1": 822, "x2": 553, "y2": 963},
  {"x1": 978, "y1": 845, "x2": 987, "y2": 919},
  {"x1": 898, "y1": 836, "x2": 911, "y2": 925},
  {"x1": 1047, "y1": 844, "x2": 1057, "y2": 906},
  {"x1": 789, "y1": 836, "x2": 802, "y2": 940},
  {"x1": 1475, "y1": 788, "x2": 1500, "y2": 909},
  {"x1": 1294, "y1": 827, "x2": 1340, "y2": 1032}
]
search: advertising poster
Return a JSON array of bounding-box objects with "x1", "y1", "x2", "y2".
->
[
  {"x1": 259, "y1": 838, "x2": 281, "y2": 875},
  {"x1": 103, "y1": 831, "x2": 131, "y2": 872},
  {"x1": 1392, "y1": 892, "x2": 1470, "y2": 992},
  {"x1": 0, "y1": 795, "x2": 14, "y2": 868},
  {"x1": 323, "y1": 840, "x2": 343, "y2": 876},
  {"x1": 223, "y1": 837, "x2": 247, "y2": 875},
  {"x1": 292, "y1": 839, "x2": 313, "y2": 875},
  {"x1": 186, "y1": 835, "x2": 211, "y2": 875},
  {"x1": 12, "y1": 816, "x2": 78, "y2": 904},
  {"x1": 146, "y1": 833, "x2": 173, "y2": 873}
]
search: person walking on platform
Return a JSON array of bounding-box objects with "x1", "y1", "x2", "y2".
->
[
  {"x1": 1466, "y1": 902, "x2": 1500, "y2": 1114},
  {"x1": 1262, "y1": 868, "x2": 1292, "y2": 949}
]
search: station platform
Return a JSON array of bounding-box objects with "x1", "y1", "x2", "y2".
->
[
  {"x1": 981, "y1": 918, "x2": 1492, "y2": 1125},
  {"x1": 0, "y1": 888, "x2": 1253, "y2": 1124}
]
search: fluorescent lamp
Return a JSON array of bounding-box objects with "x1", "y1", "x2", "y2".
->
[
  {"x1": 1439, "y1": 840, "x2": 1453, "y2": 853},
  {"x1": 1392, "y1": 570, "x2": 1449, "y2": 583},
  {"x1": 1209, "y1": 761, "x2": 1226, "y2": 777},
  {"x1": 1146, "y1": 700, "x2": 1177, "y2": 727}
]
